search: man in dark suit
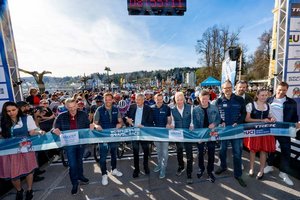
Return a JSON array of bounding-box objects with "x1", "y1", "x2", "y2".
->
[{"x1": 125, "y1": 93, "x2": 153, "y2": 178}]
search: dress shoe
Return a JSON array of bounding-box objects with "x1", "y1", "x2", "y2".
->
[
  {"x1": 187, "y1": 174, "x2": 193, "y2": 184},
  {"x1": 208, "y1": 173, "x2": 216, "y2": 183},
  {"x1": 215, "y1": 167, "x2": 227, "y2": 175},
  {"x1": 248, "y1": 169, "x2": 254, "y2": 177},
  {"x1": 197, "y1": 169, "x2": 204, "y2": 179},
  {"x1": 235, "y1": 177, "x2": 247, "y2": 187},
  {"x1": 133, "y1": 170, "x2": 140, "y2": 178},
  {"x1": 71, "y1": 185, "x2": 78, "y2": 195},
  {"x1": 256, "y1": 172, "x2": 264, "y2": 180},
  {"x1": 79, "y1": 177, "x2": 89, "y2": 185},
  {"x1": 16, "y1": 188, "x2": 24, "y2": 200},
  {"x1": 144, "y1": 167, "x2": 150, "y2": 175},
  {"x1": 25, "y1": 189, "x2": 33, "y2": 200},
  {"x1": 176, "y1": 166, "x2": 185, "y2": 176}
]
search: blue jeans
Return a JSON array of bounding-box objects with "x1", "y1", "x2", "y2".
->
[
  {"x1": 267, "y1": 136, "x2": 291, "y2": 173},
  {"x1": 65, "y1": 145, "x2": 85, "y2": 186},
  {"x1": 99, "y1": 143, "x2": 118, "y2": 175},
  {"x1": 154, "y1": 141, "x2": 169, "y2": 170},
  {"x1": 219, "y1": 139, "x2": 242, "y2": 178},
  {"x1": 197, "y1": 141, "x2": 216, "y2": 173}
]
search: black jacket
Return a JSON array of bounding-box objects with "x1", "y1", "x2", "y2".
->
[
  {"x1": 125, "y1": 104, "x2": 153, "y2": 127},
  {"x1": 267, "y1": 96, "x2": 299, "y2": 123}
]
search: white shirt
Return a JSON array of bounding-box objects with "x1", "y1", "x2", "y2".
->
[
  {"x1": 270, "y1": 97, "x2": 286, "y2": 122},
  {"x1": 246, "y1": 102, "x2": 268, "y2": 113},
  {"x1": 13, "y1": 115, "x2": 37, "y2": 131},
  {"x1": 176, "y1": 105, "x2": 184, "y2": 117}
]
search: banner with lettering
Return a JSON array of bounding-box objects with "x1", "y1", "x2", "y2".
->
[{"x1": 0, "y1": 122, "x2": 296, "y2": 156}]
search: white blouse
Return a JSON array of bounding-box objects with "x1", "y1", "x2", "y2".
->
[{"x1": 13, "y1": 115, "x2": 38, "y2": 131}]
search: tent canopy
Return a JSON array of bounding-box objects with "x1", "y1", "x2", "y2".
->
[{"x1": 200, "y1": 76, "x2": 221, "y2": 87}]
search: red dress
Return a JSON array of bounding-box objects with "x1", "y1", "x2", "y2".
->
[{"x1": 243, "y1": 102, "x2": 275, "y2": 153}]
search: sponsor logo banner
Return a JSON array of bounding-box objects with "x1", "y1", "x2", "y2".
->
[{"x1": 0, "y1": 122, "x2": 296, "y2": 156}]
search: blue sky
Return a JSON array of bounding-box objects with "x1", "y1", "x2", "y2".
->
[{"x1": 9, "y1": 0, "x2": 274, "y2": 77}]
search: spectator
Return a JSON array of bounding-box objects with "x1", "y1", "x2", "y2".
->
[{"x1": 25, "y1": 88, "x2": 41, "y2": 108}]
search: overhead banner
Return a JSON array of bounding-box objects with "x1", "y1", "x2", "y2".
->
[
  {"x1": 285, "y1": 0, "x2": 300, "y2": 119},
  {"x1": 0, "y1": 122, "x2": 296, "y2": 156}
]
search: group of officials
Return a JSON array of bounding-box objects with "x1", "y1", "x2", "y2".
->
[
  {"x1": 1, "y1": 79, "x2": 298, "y2": 200},
  {"x1": 49, "y1": 80, "x2": 299, "y2": 195}
]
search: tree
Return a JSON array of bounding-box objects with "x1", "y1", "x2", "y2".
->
[
  {"x1": 246, "y1": 29, "x2": 272, "y2": 80},
  {"x1": 104, "y1": 66, "x2": 111, "y2": 90},
  {"x1": 19, "y1": 68, "x2": 51, "y2": 93},
  {"x1": 80, "y1": 73, "x2": 92, "y2": 89},
  {"x1": 195, "y1": 25, "x2": 241, "y2": 69}
]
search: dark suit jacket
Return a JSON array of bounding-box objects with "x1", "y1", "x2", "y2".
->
[
  {"x1": 53, "y1": 110, "x2": 90, "y2": 131},
  {"x1": 126, "y1": 104, "x2": 153, "y2": 127}
]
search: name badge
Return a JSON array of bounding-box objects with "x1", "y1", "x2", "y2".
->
[
  {"x1": 60, "y1": 131, "x2": 80, "y2": 146},
  {"x1": 223, "y1": 104, "x2": 228, "y2": 108},
  {"x1": 169, "y1": 129, "x2": 184, "y2": 141}
]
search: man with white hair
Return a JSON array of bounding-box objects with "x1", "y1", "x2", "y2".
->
[{"x1": 170, "y1": 92, "x2": 194, "y2": 184}]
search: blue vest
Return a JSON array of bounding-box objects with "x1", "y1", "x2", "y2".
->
[
  {"x1": 97, "y1": 106, "x2": 119, "y2": 129},
  {"x1": 11, "y1": 116, "x2": 28, "y2": 138},
  {"x1": 171, "y1": 104, "x2": 192, "y2": 128},
  {"x1": 152, "y1": 104, "x2": 170, "y2": 127}
]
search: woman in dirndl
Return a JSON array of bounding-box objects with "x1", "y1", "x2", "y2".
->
[
  {"x1": 244, "y1": 89, "x2": 276, "y2": 180},
  {"x1": 0, "y1": 101, "x2": 44, "y2": 200}
]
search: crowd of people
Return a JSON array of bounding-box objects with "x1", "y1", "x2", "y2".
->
[{"x1": 0, "y1": 81, "x2": 299, "y2": 199}]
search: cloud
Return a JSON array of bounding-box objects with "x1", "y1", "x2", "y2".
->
[
  {"x1": 9, "y1": 0, "x2": 197, "y2": 77},
  {"x1": 244, "y1": 17, "x2": 273, "y2": 31}
]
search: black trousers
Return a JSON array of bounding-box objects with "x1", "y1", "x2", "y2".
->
[
  {"x1": 267, "y1": 136, "x2": 291, "y2": 173},
  {"x1": 176, "y1": 142, "x2": 193, "y2": 176},
  {"x1": 132, "y1": 141, "x2": 149, "y2": 171},
  {"x1": 197, "y1": 141, "x2": 216, "y2": 174}
]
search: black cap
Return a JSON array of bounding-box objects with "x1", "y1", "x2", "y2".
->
[{"x1": 16, "y1": 101, "x2": 29, "y2": 108}]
